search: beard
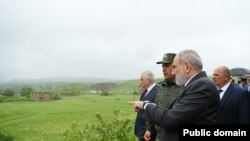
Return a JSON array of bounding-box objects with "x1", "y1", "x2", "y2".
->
[{"x1": 175, "y1": 70, "x2": 187, "y2": 86}]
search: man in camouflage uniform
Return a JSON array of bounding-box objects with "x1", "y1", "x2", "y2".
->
[{"x1": 144, "y1": 53, "x2": 181, "y2": 141}]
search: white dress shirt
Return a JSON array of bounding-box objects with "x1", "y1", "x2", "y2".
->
[
  {"x1": 218, "y1": 82, "x2": 230, "y2": 100},
  {"x1": 144, "y1": 82, "x2": 156, "y2": 96}
]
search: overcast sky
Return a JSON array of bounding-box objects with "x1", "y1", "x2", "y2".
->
[{"x1": 0, "y1": 0, "x2": 249, "y2": 83}]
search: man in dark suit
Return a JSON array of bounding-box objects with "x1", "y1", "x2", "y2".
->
[
  {"x1": 133, "y1": 49, "x2": 220, "y2": 141},
  {"x1": 134, "y1": 71, "x2": 157, "y2": 141},
  {"x1": 243, "y1": 73, "x2": 250, "y2": 92},
  {"x1": 212, "y1": 66, "x2": 248, "y2": 124}
]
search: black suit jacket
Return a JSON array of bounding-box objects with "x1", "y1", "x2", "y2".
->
[
  {"x1": 217, "y1": 83, "x2": 248, "y2": 124},
  {"x1": 134, "y1": 85, "x2": 157, "y2": 140},
  {"x1": 144, "y1": 71, "x2": 220, "y2": 141}
]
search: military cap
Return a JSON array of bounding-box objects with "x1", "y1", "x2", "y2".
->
[{"x1": 156, "y1": 53, "x2": 176, "y2": 64}]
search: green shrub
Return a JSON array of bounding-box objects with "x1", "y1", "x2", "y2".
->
[
  {"x1": 62, "y1": 109, "x2": 136, "y2": 141},
  {"x1": 0, "y1": 130, "x2": 14, "y2": 141},
  {"x1": 100, "y1": 91, "x2": 111, "y2": 96},
  {"x1": 20, "y1": 87, "x2": 33, "y2": 98},
  {"x1": 2, "y1": 88, "x2": 15, "y2": 97},
  {"x1": 0, "y1": 96, "x2": 3, "y2": 103},
  {"x1": 53, "y1": 94, "x2": 62, "y2": 100},
  {"x1": 0, "y1": 96, "x2": 31, "y2": 103}
]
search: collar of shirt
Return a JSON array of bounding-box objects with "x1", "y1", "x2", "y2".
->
[
  {"x1": 145, "y1": 83, "x2": 156, "y2": 95},
  {"x1": 217, "y1": 81, "x2": 231, "y2": 100},
  {"x1": 184, "y1": 73, "x2": 199, "y2": 87}
]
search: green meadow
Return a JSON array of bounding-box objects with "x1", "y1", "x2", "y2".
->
[{"x1": 0, "y1": 93, "x2": 139, "y2": 141}]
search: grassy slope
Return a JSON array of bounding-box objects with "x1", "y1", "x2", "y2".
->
[{"x1": 0, "y1": 94, "x2": 138, "y2": 141}]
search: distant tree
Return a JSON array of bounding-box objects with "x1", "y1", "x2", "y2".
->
[
  {"x1": 2, "y1": 88, "x2": 15, "y2": 97},
  {"x1": 20, "y1": 87, "x2": 33, "y2": 97},
  {"x1": 0, "y1": 89, "x2": 2, "y2": 96},
  {"x1": 72, "y1": 88, "x2": 81, "y2": 95},
  {"x1": 101, "y1": 91, "x2": 110, "y2": 96}
]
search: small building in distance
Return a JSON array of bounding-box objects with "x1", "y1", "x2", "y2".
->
[
  {"x1": 30, "y1": 92, "x2": 53, "y2": 101},
  {"x1": 88, "y1": 83, "x2": 117, "y2": 94}
]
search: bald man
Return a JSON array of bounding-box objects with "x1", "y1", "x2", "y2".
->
[{"x1": 212, "y1": 66, "x2": 248, "y2": 124}]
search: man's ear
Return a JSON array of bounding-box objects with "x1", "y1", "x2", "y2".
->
[{"x1": 185, "y1": 61, "x2": 193, "y2": 73}]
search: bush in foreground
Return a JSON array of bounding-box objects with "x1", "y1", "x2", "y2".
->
[
  {"x1": 0, "y1": 130, "x2": 14, "y2": 141},
  {"x1": 62, "y1": 109, "x2": 136, "y2": 141}
]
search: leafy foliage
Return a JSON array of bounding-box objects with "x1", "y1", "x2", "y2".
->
[
  {"x1": 62, "y1": 109, "x2": 137, "y2": 141},
  {"x1": 100, "y1": 91, "x2": 111, "y2": 96},
  {"x1": 20, "y1": 87, "x2": 33, "y2": 97},
  {"x1": 2, "y1": 88, "x2": 15, "y2": 97},
  {"x1": 0, "y1": 130, "x2": 14, "y2": 141}
]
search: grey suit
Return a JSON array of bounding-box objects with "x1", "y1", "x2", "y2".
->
[{"x1": 144, "y1": 71, "x2": 220, "y2": 141}]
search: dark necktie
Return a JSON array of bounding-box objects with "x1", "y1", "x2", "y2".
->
[
  {"x1": 218, "y1": 89, "x2": 223, "y2": 100},
  {"x1": 218, "y1": 89, "x2": 223, "y2": 93},
  {"x1": 142, "y1": 89, "x2": 148, "y2": 97}
]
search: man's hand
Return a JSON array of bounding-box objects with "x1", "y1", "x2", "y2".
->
[
  {"x1": 134, "y1": 101, "x2": 144, "y2": 112},
  {"x1": 144, "y1": 130, "x2": 151, "y2": 141},
  {"x1": 126, "y1": 101, "x2": 136, "y2": 105},
  {"x1": 127, "y1": 101, "x2": 144, "y2": 112}
]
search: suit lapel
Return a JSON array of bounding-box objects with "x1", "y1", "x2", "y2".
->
[
  {"x1": 220, "y1": 84, "x2": 233, "y2": 107},
  {"x1": 140, "y1": 90, "x2": 146, "y2": 100},
  {"x1": 140, "y1": 86, "x2": 156, "y2": 100},
  {"x1": 168, "y1": 71, "x2": 207, "y2": 109},
  {"x1": 169, "y1": 86, "x2": 185, "y2": 108}
]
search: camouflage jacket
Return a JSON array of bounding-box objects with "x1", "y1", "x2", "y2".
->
[
  {"x1": 154, "y1": 80, "x2": 181, "y2": 108},
  {"x1": 146, "y1": 80, "x2": 181, "y2": 132}
]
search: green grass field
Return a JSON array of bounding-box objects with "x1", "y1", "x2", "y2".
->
[{"x1": 0, "y1": 94, "x2": 139, "y2": 141}]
